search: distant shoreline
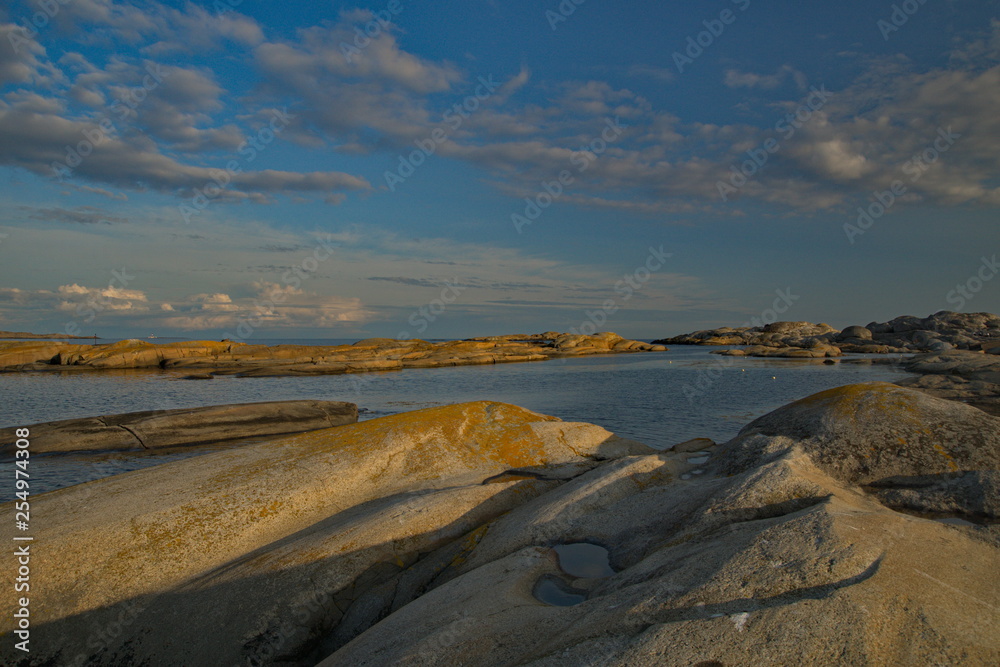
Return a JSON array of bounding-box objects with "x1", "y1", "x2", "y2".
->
[{"x1": 0, "y1": 331, "x2": 96, "y2": 340}]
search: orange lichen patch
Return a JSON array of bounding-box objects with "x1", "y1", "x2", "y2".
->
[
  {"x1": 280, "y1": 401, "x2": 564, "y2": 469},
  {"x1": 932, "y1": 443, "x2": 960, "y2": 472},
  {"x1": 444, "y1": 523, "x2": 490, "y2": 570},
  {"x1": 792, "y1": 382, "x2": 927, "y2": 426},
  {"x1": 630, "y1": 465, "x2": 673, "y2": 490}
]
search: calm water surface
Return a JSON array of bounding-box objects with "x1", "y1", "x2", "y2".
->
[{"x1": 0, "y1": 347, "x2": 914, "y2": 499}]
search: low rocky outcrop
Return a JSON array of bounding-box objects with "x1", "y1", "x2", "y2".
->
[
  {"x1": 2, "y1": 385, "x2": 997, "y2": 666},
  {"x1": 655, "y1": 311, "x2": 1000, "y2": 357},
  {"x1": 0, "y1": 400, "x2": 357, "y2": 455},
  {"x1": 893, "y1": 349, "x2": 1000, "y2": 416},
  {"x1": 0, "y1": 332, "x2": 666, "y2": 376}
]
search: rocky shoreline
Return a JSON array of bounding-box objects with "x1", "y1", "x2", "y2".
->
[
  {"x1": 0, "y1": 332, "x2": 665, "y2": 377},
  {"x1": 655, "y1": 311, "x2": 1000, "y2": 358},
  {"x1": 1, "y1": 369, "x2": 997, "y2": 664}
]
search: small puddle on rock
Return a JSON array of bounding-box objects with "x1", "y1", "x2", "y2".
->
[
  {"x1": 553, "y1": 543, "x2": 616, "y2": 578},
  {"x1": 534, "y1": 543, "x2": 616, "y2": 607},
  {"x1": 686, "y1": 454, "x2": 711, "y2": 465},
  {"x1": 533, "y1": 575, "x2": 588, "y2": 606},
  {"x1": 935, "y1": 516, "x2": 978, "y2": 527}
]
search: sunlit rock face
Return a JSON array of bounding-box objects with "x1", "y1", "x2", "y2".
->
[
  {"x1": 0, "y1": 332, "x2": 667, "y2": 376},
  {"x1": 2, "y1": 386, "x2": 997, "y2": 667}
]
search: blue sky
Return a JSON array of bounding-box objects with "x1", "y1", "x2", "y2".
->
[{"x1": 1, "y1": 0, "x2": 998, "y2": 340}]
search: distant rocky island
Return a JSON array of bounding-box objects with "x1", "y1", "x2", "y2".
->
[
  {"x1": 0, "y1": 331, "x2": 665, "y2": 376},
  {"x1": 0, "y1": 330, "x2": 94, "y2": 340},
  {"x1": 655, "y1": 310, "x2": 1000, "y2": 358}
]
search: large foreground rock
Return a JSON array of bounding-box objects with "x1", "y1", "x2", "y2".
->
[
  {"x1": 0, "y1": 402, "x2": 645, "y2": 666},
  {"x1": 2, "y1": 387, "x2": 997, "y2": 666},
  {"x1": 0, "y1": 400, "x2": 358, "y2": 455},
  {"x1": 321, "y1": 384, "x2": 998, "y2": 666}
]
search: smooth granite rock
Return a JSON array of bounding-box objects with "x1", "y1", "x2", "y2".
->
[
  {"x1": 322, "y1": 385, "x2": 999, "y2": 666},
  {"x1": 2, "y1": 387, "x2": 996, "y2": 666},
  {"x1": 0, "y1": 402, "x2": 647, "y2": 667}
]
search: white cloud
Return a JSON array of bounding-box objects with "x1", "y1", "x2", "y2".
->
[{"x1": 724, "y1": 65, "x2": 807, "y2": 90}]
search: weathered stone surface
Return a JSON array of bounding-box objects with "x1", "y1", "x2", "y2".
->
[
  {"x1": 838, "y1": 325, "x2": 873, "y2": 340},
  {"x1": 903, "y1": 349, "x2": 1000, "y2": 383},
  {"x1": 0, "y1": 332, "x2": 665, "y2": 375},
  {"x1": 723, "y1": 382, "x2": 1000, "y2": 486},
  {"x1": 0, "y1": 402, "x2": 647, "y2": 667},
  {"x1": 0, "y1": 400, "x2": 358, "y2": 455},
  {"x1": 896, "y1": 371, "x2": 1000, "y2": 417},
  {"x1": 322, "y1": 385, "x2": 999, "y2": 666},
  {"x1": 3, "y1": 386, "x2": 997, "y2": 667},
  {"x1": 892, "y1": 350, "x2": 1000, "y2": 416},
  {"x1": 0, "y1": 341, "x2": 88, "y2": 368}
]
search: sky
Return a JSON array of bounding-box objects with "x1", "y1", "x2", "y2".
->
[{"x1": 0, "y1": 0, "x2": 998, "y2": 341}]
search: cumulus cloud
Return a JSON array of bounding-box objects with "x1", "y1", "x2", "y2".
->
[
  {"x1": 158, "y1": 282, "x2": 372, "y2": 330},
  {"x1": 0, "y1": 283, "x2": 149, "y2": 329},
  {"x1": 2, "y1": 1, "x2": 999, "y2": 216},
  {"x1": 0, "y1": 23, "x2": 45, "y2": 86},
  {"x1": 48, "y1": 0, "x2": 263, "y2": 51},
  {"x1": 56, "y1": 283, "x2": 147, "y2": 312},
  {"x1": 0, "y1": 6, "x2": 367, "y2": 203},
  {"x1": 0, "y1": 105, "x2": 371, "y2": 200}
]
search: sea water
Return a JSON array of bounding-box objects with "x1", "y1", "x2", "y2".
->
[{"x1": 0, "y1": 347, "x2": 913, "y2": 499}]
